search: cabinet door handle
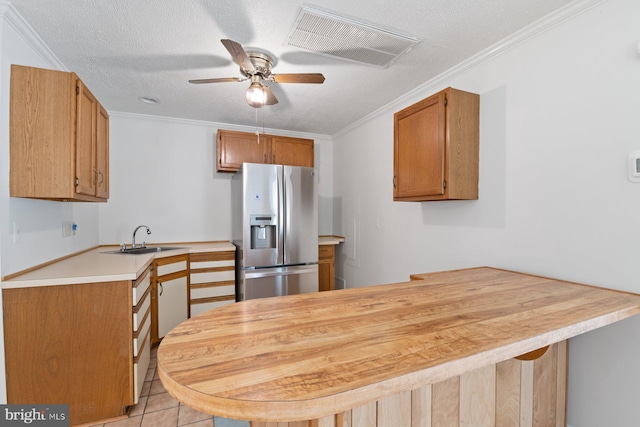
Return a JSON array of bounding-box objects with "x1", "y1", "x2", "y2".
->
[
  {"x1": 97, "y1": 171, "x2": 104, "y2": 185},
  {"x1": 393, "y1": 175, "x2": 397, "y2": 189},
  {"x1": 159, "y1": 282, "x2": 164, "y2": 296}
]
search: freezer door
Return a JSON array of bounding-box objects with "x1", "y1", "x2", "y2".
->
[
  {"x1": 241, "y1": 163, "x2": 284, "y2": 268},
  {"x1": 283, "y1": 166, "x2": 318, "y2": 265},
  {"x1": 239, "y1": 265, "x2": 318, "y2": 301}
]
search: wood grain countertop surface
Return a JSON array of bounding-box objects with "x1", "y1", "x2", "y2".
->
[{"x1": 157, "y1": 267, "x2": 640, "y2": 422}]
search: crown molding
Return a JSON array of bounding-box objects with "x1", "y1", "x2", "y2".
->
[
  {"x1": 0, "y1": 1, "x2": 66, "y2": 70},
  {"x1": 108, "y1": 111, "x2": 332, "y2": 141},
  {"x1": 333, "y1": 0, "x2": 607, "y2": 138}
]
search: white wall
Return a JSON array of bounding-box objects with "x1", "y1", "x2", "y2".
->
[
  {"x1": 99, "y1": 114, "x2": 333, "y2": 245},
  {"x1": 0, "y1": 4, "x2": 100, "y2": 278},
  {"x1": 0, "y1": 1, "x2": 334, "y2": 406},
  {"x1": 0, "y1": 2, "x2": 97, "y2": 403},
  {"x1": 2, "y1": 0, "x2": 638, "y2": 423},
  {"x1": 332, "y1": 0, "x2": 640, "y2": 425}
]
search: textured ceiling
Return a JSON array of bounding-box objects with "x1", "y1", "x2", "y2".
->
[{"x1": 8, "y1": 0, "x2": 573, "y2": 135}]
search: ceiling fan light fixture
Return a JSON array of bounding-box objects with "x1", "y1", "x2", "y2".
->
[{"x1": 245, "y1": 81, "x2": 266, "y2": 108}]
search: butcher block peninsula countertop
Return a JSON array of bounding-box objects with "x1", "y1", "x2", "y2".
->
[
  {"x1": 158, "y1": 267, "x2": 640, "y2": 424},
  {"x1": 1, "y1": 241, "x2": 235, "y2": 289}
]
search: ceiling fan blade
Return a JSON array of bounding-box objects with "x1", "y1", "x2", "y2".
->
[
  {"x1": 221, "y1": 39, "x2": 255, "y2": 72},
  {"x1": 188, "y1": 77, "x2": 244, "y2": 84},
  {"x1": 272, "y1": 73, "x2": 325, "y2": 84},
  {"x1": 263, "y1": 85, "x2": 279, "y2": 105}
]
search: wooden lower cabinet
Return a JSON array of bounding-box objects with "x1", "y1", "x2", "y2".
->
[
  {"x1": 250, "y1": 341, "x2": 567, "y2": 427},
  {"x1": 189, "y1": 251, "x2": 236, "y2": 316},
  {"x1": 3, "y1": 280, "x2": 137, "y2": 426},
  {"x1": 318, "y1": 245, "x2": 335, "y2": 292}
]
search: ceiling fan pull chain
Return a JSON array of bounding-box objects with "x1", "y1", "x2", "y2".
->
[{"x1": 255, "y1": 108, "x2": 260, "y2": 144}]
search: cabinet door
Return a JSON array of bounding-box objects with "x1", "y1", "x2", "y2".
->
[
  {"x1": 75, "y1": 79, "x2": 98, "y2": 197},
  {"x1": 394, "y1": 91, "x2": 446, "y2": 200},
  {"x1": 95, "y1": 104, "x2": 109, "y2": 199},
  {"x1": 3, "y1": 281, "x2": 133, "y2": 425},
  {"x1": 157, "y1": 274, "x2": 188, "y2": 338},
  {"x1": 318, "y1": 245, "x2": 335, "y2": 292},
  {"x1": 271, "y1": 136, "x2": 314, "y2": 167},
  {"x1": 10, "y1": 65, "x2": 76, "y2": 199},
  {"x1": 10, "y1": 66, "x2": 109, "y2": 202},
  {"x1": 217, "y1": 130, "x2": 267, "y2": 172}
]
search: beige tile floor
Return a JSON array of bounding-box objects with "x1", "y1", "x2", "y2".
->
[{"x1": 89, "y1": 347, "x2": 249, "y2": 427}]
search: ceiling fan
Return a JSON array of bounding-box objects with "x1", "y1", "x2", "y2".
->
[{"x1": 189, "y1": 39, "x2": 325, "y2": 108}]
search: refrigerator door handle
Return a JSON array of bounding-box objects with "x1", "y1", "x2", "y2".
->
[
  {"x1": 244, "y1": 264, "x2": 317, "y2": 279},
  {"x1": 277, "y1": 165, "x2": 285, "y2": 265}
]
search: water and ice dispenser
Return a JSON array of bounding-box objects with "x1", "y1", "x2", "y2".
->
[{"x1": 250, "y1": 214, "x2": 277, "y2": 249}]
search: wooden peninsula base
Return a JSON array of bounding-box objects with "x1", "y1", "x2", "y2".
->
[
  {"x1": 158, "y1": 267, "x2": 640, "y2": 427},
  {"x1": 253, "y1": 340, "x2": 566, "y2": 427}
]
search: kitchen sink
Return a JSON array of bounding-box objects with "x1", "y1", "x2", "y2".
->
[{"x1": 104, "y1": 246, "x2": 185, "y2": 255}]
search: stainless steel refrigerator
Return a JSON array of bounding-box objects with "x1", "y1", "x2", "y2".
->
[{"x1": 231, "y1": 162, "x2": 318, "y2": 300}]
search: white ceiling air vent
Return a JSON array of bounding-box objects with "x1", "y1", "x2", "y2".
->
[{"x1": 286, "y1": 5, "x2": 420, "y2": 68}]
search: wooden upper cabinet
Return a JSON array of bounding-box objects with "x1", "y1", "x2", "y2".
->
[
  {"x1": 271, "y1": 136, "x2": 314, "y2": 168},
  {"x1": 217, "y1": 130, "x2": 267, "y2": 172},
  {"x1": 393, "y1": 87, "x2": 479, "y2": 201},
  {"x1": 95, "y1": 104, "x2": 110, "y2": 199},
  {"x1": 217, "y1": 130, "x2": 314, "y2": 172},
  {"x1": 10, "y1": 64, "x2": 110, "y2": 202},
  {"x1": 75, "y1": 80, "x2": 98, "y2": 197}
]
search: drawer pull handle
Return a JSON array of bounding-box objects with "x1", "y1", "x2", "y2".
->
[{"x1": 159, "y1": 282, "x2": 164, "y2": 296}]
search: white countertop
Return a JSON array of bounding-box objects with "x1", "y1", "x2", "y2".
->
[
  {"x1": 318, "y1": 235, "x2": 345, "y2": 245},
  {"x1": 2, "y1": 241, "x2": 235, "y2": 289}
]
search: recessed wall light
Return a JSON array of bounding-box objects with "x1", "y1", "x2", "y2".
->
[{"x1": 138, "y1": 96, "x2": 159, "y2": 104}]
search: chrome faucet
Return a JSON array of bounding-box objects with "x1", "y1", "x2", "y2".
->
[{"x1": 132, "y1": 225, "x2": 151, "y2": 249}]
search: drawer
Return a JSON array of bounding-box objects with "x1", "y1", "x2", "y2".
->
[
  {"x1": 319, "y1": 245, "x2": 334, "y2": 259},
  {"x1": 191, "y1": 284, "x2": 235, "y2": 300},
  {"x1": 133, "y1": 315, "x2": 151, "y2": 358},
  {"x1": 157, "y1": 260, "x2": 187, "y2": 276},
  {"x1": 190, "y1": 270, "x2": 234, "y2": 285},
  {"x1": 190, "y1": 299, "x2": 235, "y2": 317},
  {"x1": 132, "y1": 329, "x2": 150, "y2": 405},
  {"x1": 191, "y1": 259, "x2": 234, "y2": 270},
  {"x1": 190, "y1": 251, "x2": 235, "y2": 263},
  {"x1": 133, "y1": 291, "x2": 151, "y2": 332},
  {"x1": 132, "y1": 267, "x2": 151, "y2": 306}
]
